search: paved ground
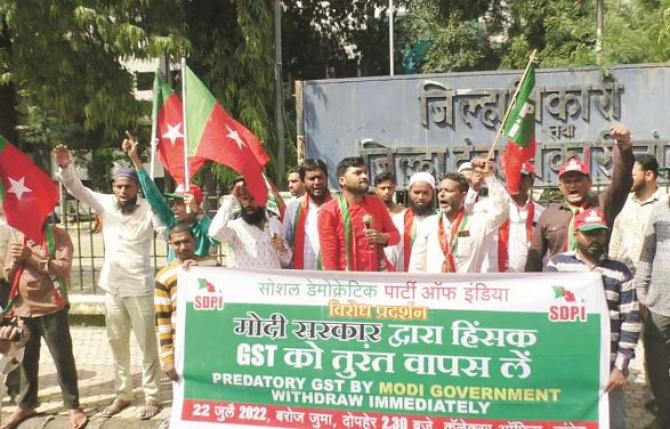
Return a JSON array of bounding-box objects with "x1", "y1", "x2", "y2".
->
[
  {"x1": 0, "y1": 324, "x2": 660, "y2": 428},
  {"x1": 1, "y1": 325, "x2": 171, "y2": 428}
]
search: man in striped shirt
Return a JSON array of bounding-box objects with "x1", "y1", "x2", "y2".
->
[
  {"x1": 546, "y1": 209, "x2": 640, "y2": 429},
  {"x1": 154, "y1": 224, "x2": 218, "y2": 382}
]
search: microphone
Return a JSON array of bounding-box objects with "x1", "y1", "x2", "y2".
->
[
  {"x1": 363, "y1": 214, "x2": 377, "y2": 271},
  {"x1": 363, "y1": 214, "x2": 374, "y2": 230}
]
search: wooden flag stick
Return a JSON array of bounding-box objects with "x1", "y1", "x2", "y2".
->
[{"x1": 486, "y1": 49, "x2": 540, "y2": 161}]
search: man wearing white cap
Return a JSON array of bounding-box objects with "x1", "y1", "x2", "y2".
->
[{"x1": 385, "y1": 172, "x2": 436, "y2": 272}]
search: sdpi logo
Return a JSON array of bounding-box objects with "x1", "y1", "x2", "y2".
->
[
  {"x1": 194, "y1": 278, "x2": 225, "y2": 311},
  {"x1": 548, "y1": 286, "x2": 587, "y2": 322}
]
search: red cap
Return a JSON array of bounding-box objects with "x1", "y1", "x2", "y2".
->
[
  {"x1": 521, "y1": 162, "x2": 535, "y2": 176},
  {"x1": 574, "y1": 209, "x2": 609, "y2": 232},
  {"x1": 166, "y1": 184, "x2": 204, "y2": 205},
  {"x1": 559, "y1": 156, "x2": 590, "y2": 177}
]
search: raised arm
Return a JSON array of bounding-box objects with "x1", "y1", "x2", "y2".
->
[
  {"x1": 54, "y1": 145, "x2": 106, "y2": 214},
  {"x1": 208, "y1": 196, "x2": 239, "y2": 244},
  {"x1": 123, "y1": 136, "x2": 175, "y2": 229},
  {"x1": 471, "y1": 159, "x2": 509, "y2": 232},
  {"x1": 599, "y1": 124, "x2": 634, "y2": 228}
]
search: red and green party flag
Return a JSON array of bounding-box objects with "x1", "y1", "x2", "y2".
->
[
  {"x1": 183, "y1": 65, "x2": 269, "y2": 206},
  {"x1": 152, "y1": 71, "x2": 205, "y2": 185},
  {"x1": 552, "y1": 285, "x2": 576, "y2": 302},
  {"x1": 501, "y1": 53, "x2": 538, "y2": 194},
  {"x1": 198, "y1": 278, "x2": 216, "y2": 293},
  {"x1": 0, "y1": 136, "x2": 59, "y2": 243}
]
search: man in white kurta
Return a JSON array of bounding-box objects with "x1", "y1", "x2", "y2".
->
[
  {"x1": 409, "y1": 161, "x2": 509, "y2": 273},
  {"x1": 209, "y1": 182, "x2": 291, "y2": 269},
  {"x1": 55, "y1": 146, "x2": 162, "y2": 419},
  {"x1": 385, "y1": 172, "x2": 436, "y2": 272}
]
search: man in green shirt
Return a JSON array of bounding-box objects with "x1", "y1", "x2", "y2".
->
[{"x1": 122, "y1": 136, "x2": 216, "y2": 261}]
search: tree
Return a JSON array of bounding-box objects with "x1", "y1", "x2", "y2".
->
[
  {"x1": 0, "y1": 1, "x2": 282, "y2": 188},
  {"x1": 0, "y1": 1, "x2": 190, "y2": 142},
  {"x1": 181, "y1": 1, "x2": 276, "y2": 184},
  {"x1": 282, "y1": 0, "x2": 396, "y2": 80}
]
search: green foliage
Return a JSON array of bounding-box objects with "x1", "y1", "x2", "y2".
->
[
  {"x1": 0, "y1": 1, "x2": 189, "y2": 138},
  {"x1": 180, "y1": 1, "x2": 276, "y2": 186},
  {"x1": 405, "y1": 0, "x2": 670, "y2": 72},
  {"x1": 283, "y1": 0, "x2": 393, "y2": 79}
]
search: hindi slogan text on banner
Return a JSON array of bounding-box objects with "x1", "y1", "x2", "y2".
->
[{"x1": 171, "y1": 269, "x2": 610, "y2": 429}]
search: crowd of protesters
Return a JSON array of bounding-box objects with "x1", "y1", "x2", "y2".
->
[{"x1": 0, "y1": 122, "x2": 668, "y2": 429}]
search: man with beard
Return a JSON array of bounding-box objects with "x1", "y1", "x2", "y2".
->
[
  {"x1": 498, "y1": 162, "x2": 545, "y2": 272},
  {"x1": 318, "y1": 157, "x2": 399, "y2": 271},
  {"x1": 546, "y1": 209, "x2": 640, "y2": 429},
  {"x1": 55, "y1": 145, "x2": 162, "y2": 420},
  {"x1": 375, "y1": 172, "x2": 404, "y2": 215},
  {"x1": 123, "y1": 136, "x2": 216, "y2": 262},
  {"x1": 408, "y1": 159, "x2": 509, "y2": 273},
  {"x1": 385, "y1": 172, "x2": 436, "y2": 272},
  {"x1": 525, "y1": 124, "x2": 633, "y2": 271},
  {"x1": 283, "y1": 159, "x2": 331, "y2": 270},
  {"x1": 209, "y1": 179, "x2": 291, "y2": 268},
  {"x1": 610, "y1": 154, "x2": 666, "y2": 273}
]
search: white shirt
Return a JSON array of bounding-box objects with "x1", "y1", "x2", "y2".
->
[
  {"x1": 409, "y1": 175, "x2": 509, "y2": 273},
  {"x1": 465, "y1": 194, "x2": 499, "y2": 273},
  {"x1": 610, "y1": 188, "x2": 667, "y2": 272},
  {"x1": 283, "y1": 197, "x2": 323, "y2": 270},
  {"x1": 385, "y1": 208, "x2": 433, "y2": 272},
  {"x1": 209, "y1": 196, "x2": 292, "y2": 269},
  {"x1": 58, "y1": 165, "x2": 160, "y2": 297},
  {"x1": 506, "y1": 199, "x2": 544, "y2": 272}
]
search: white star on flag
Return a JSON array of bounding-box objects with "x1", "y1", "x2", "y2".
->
[
  {"x1": 225, "y1": 125, "x2": 246, "y2": 150},
  {"x1": 161, "y1": 123, "x2": 184, "y2": 146},
  {"x1": 7, "y1": 176, "x2": 32, "y2": 201}
]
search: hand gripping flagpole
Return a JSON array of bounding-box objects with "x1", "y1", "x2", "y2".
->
[
  {"x1": 486, "y1": 49, "x2": 539, "y2": 162},
  {"x1": 181, "y1": 57, "x2": 191, "y2": 213}
]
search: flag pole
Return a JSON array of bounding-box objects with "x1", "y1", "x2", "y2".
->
[
  {"x1": 149, "y1": 72, "x2": 160, "y2": 179},
  {"x1": 149, "y1": 105, "x2": 158, "y2": 179},
  {"x1": 181, "y1": 57, "x2": 191, "y2": 213},
  {"x1": 486, "y1": 49, "x2": 539, "y2": 161}
]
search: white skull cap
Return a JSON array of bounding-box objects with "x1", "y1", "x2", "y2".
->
[{"x1": 408, "y1": 172, "x2": 435, "y2": 189}]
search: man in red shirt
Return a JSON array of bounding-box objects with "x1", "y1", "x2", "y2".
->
[{"x1": 318, "y1": 157, "x2": 400, "y2": 271}]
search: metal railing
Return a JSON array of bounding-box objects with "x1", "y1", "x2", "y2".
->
[{"x1": 60, "y1": 192, "x2": 225, "y2": 295}]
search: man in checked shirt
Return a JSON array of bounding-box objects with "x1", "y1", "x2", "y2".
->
[{"x1": 546, "y1": 209, "x2": 640, "y2": 429}]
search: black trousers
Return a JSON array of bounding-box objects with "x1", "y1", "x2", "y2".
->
[
  {"x1": 644, "y1": 309, "x2": 670, "y2": 429},
  {"x1": 18, "y1": 308, "x2": 80, "y2": 409}
]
